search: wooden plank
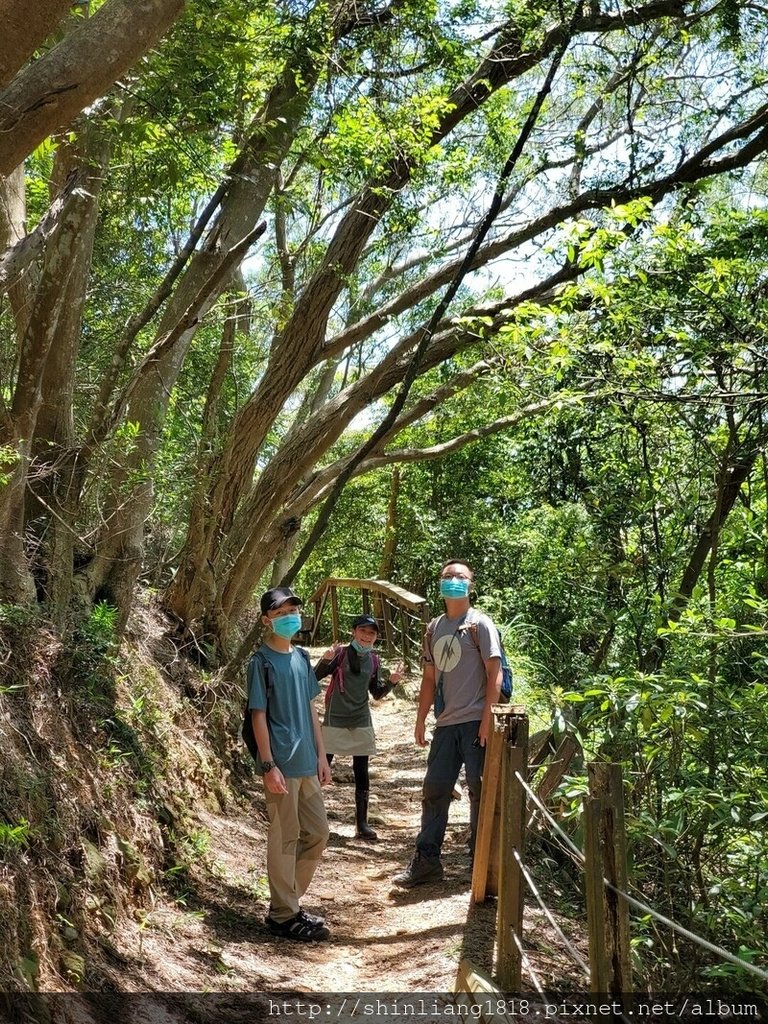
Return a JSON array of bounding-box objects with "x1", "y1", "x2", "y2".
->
[
  {"x1": 528, "y1": 727, "x2": 554, "y2": 769},
  {"x1": 399, "y1": 605, "x2": 411, "y2": 668},
  {"x1": 588, "y1": 762, "x2": 632, "y2": 995},
  {"x1": 310, "y1": 585, "x2": 329, "y2": 645},
  {"x1": 454, "y1": 959, "x2": 517, "y2": 1023},
  {"x1": 496, "y1": 711, "x2": 528, "y2": 992},
  {"x1": 471, "y1": 705, "x2": 518, "y2": 903},
  {"x1": 381, "y1": 596, "x2": 396, "y2": 657},
  {"x1": 305, "y1": 576, "x2": 428, "y2": 614},
  {"x1": 583, "y1": 794, "x2": 609, "y2": 991},
  {"x1": 330, "y1": 586, "x2": 340, "y2": 641},
  {"x1": 527, "y1": 732, "x2": 580, "y2": 826}
]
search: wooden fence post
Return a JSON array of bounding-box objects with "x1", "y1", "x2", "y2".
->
[
  {"x1": 330, "y1": 585, "x2": 340, "y2": 640},
  {"x1": 399, "y1": 606, "x2": 411, "y2": 668},
  {"x1": 583, "y1": 762, "x2": 632, "y2": 995},
  {"x1": 496, "y1": 708, "x2": 528, "y2": 992},
  {"x1": 381, "y1": 597, "x2": 396, "y2": 656},
  {"x1": 472, "y1": 705, "x2": 518, "y2": 903}
]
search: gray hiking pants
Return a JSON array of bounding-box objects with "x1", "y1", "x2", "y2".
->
[{"x1": 415, "y1": 720, "x2": 484, "y2": 862}]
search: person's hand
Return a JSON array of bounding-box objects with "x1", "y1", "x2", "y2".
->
[
  {"x1": 415, "y1": 718, "x2": 429, "y2": 747},
  {"x1": 322, "y1": 641, "x2": 341, "y2": 660},
  {"x1": 318, "y1": 756, "x2": 332, "y2": 786},
  {"x1": 264, "y1": 766, "x2": 288, "y2": 795},
  {"x1": 390, "y1": 660, "x2": 405, "y2": 685},
  {"x1": 477, "y1": 719, "x2": 490, "y2": 748}
]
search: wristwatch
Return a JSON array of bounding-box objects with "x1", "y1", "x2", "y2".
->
[{"x1": 261, "y1": 760, "x2": 276, "y2": 774}]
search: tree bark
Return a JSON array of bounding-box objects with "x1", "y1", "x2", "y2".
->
[
  {"x1": 379, "y1": 466, "x2": 400, "y2": 579},
  {"x1": 640, "y1": 437, "x2": 765, "y2": 673},
  {"x1": 0, "y1": 164, "x2": 36, "y2": 337},
  {"x1": 26, "y1": 120, "x2": 113, "y2": 620},
  {"x1": 0, "y1": 0, "x2": 185, "y2": 176},
  {"x1": 0, "y1": 0, "x2": 74, "y2": 88}
]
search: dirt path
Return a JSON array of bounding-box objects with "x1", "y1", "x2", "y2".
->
[{"x1": 109, "y1": 675, "x2": 582, "y2": 1001}]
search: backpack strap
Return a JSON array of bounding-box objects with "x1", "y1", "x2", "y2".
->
[
  {"x1": 462, "y1": 609, "x2": 482, "y2": 652},
  {"x1": 324, "y1": 645, "x2": 348, "y2": 705},
  {"x1": 461, "y1": 612, "x2": 510, "y2": 695},
  {"x1": 424, "y1": 614, "x2": 444, "y2": 661},
  {"x1": 242, "y1": 649, "x2": 271, "y2": 763}
]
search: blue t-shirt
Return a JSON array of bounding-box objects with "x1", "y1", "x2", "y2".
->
[{"x1": 247, "y1": 645, "x2": 321, "y2": 778}]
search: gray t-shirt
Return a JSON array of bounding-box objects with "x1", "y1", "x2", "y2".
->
[
  {"x1": 423, "y1": 609, "x2": 501, "y2": 727},
  {"x1": 247, "y1": 645, "x2": 321, "y2": 777}
]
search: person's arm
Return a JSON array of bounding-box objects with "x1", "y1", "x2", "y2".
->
[
  {"x1": 478, "y1": 656, "x2": 502, "y2": 747},
  {"x1": 369, "y1": 658, "x2": 403, "y2": 699},
  {"x1": 314, "y1": 642, "x2": 340, "y2": 681},
  {"x1": 251, "y1": 708, "x2": 288, "y2": 794},
  {"x1": 311, "y1": 701, "x2": 331, "y2": 785},
  {"x1": 415, "y1": 661, "x2": 436, "y2": 747}
]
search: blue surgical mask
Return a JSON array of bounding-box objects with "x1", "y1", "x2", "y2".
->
[
  {"x1": 271, "y1": 612, "x2": 302, "y2": 639},
  {"x1": 440, "y1": 577, "x2": 470, "y2": 599},
  {"x1": 351, "y1": 639, "x2": 374, "y2": 654}
]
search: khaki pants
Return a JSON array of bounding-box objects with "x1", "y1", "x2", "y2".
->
[{"x1": 264, "y1": 774, "x2": 329, "y2": 922}]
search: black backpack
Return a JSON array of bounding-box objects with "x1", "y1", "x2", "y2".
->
[{"x1": 241, "y1": 646, "x2": 312, "y2": 764}]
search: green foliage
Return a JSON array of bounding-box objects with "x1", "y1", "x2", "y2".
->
[
  {"x1": 0, "y1": 819, "x2": 31, "y2": 851},
  {"x1": 5, "y1": 0, "x2": 768, "y2": 992},
  {"x1": 163, "y1": 826, "x2": 212, "y2": 896},
  {"x1": 0, "y1": 444, "x2": 20, "y2": 486}
]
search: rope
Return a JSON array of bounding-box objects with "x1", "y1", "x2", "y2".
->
[
  {"x1": 515, "y1": 770, "x2": 585, "y2": 864},
  {"x1": 514, "y1": 771, "x2": 768, "y2": 984},
  {"x1": 510, "y1": 847, "x2": 590, "y2": 978},
  {"x1": 509, "y1": 927, "x2": 548, "y2": 998}
]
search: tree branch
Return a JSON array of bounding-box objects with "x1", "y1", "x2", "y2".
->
[{"x1": 0, "y1": 0, "x2": 185, "y2": 176}]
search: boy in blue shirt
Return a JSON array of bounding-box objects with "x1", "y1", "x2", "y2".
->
[{"x1": 248, "y1": 586, "x2": 331, "y2": 941}]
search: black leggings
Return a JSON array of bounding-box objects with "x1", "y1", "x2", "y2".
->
[{"x1": 326, "y1": 753, "x2": 370, "y2": 791}]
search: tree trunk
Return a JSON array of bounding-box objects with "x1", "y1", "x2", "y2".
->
[
  {"x1": 379, "y1": 467, "x2": 400, "y2": 579},
  {"x1": 164, "y1": 287, "x2": 247, "y2": 627},
  {"x1": 157, "y1": 27, "x2": 342, "y2": 623},
  {"x1": 0, "y1": 147, "x2": 95, "y2": 604},
  {"x1": 640, "y1": 439, "x2": 763, "y2": 673},
  {"x1": 25, "y1": 120, "x2": 113, "y2": 621},
  {"x1": 0, "y1": 0, "x2": 185, "y2": 176},
  {"x1": 0, "y1": 0, "x2": 74, "y2": 88},
  {"x1": 0, "y1": 164, "x2": 36, "y2": 337},
  {"x1": 0, "y1": 442, "x2": 36, "y2": 603}
]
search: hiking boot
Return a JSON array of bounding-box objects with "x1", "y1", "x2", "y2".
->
[
  {"x1": 268, "y1": 905, "x2": 325, "y2": 926},
  {"x1": 355, "y1": 790, "x2": 378, "y2": 841},
  {"x1": 266, "y1": 912, "x2": 330, "y2": 942},
  {"x1": 298, "y1": 908, "x2": 325, "y2": 927},
  {"x1": 392, "y1": 852, "x2": 444, "y2": 888}
]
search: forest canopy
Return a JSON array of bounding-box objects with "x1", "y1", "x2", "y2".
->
[
  {"x1": 1, "y1": 0, "x2": 767, "y2": 648},
  {"x1": 1, "y1": 0, "x2": 768, "y2": 987}
]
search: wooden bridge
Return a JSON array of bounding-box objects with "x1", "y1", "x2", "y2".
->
[{"x1": 305, "y1": 577, "x2": 430, "y2": 667}]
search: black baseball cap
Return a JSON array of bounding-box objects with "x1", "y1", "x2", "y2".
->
[
  {"x1": 260, "y1": 586, "x2": 303, "y2": 615},
  {"x1": 351, "y1": 614, "x2": 379, "y2": 631}
]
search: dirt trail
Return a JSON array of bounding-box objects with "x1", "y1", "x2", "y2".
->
[{"x1": 108, "y1": 674, "x2": 582, "y2": 1000}]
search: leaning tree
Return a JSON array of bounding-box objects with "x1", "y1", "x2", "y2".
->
[{"x1": 2, "y1": 0, "x2": 768, "y2": 659}]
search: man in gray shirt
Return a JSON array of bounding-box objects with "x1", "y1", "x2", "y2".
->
[{"x1": 394, "y1": 559, "x2": 502, "y2": 887}]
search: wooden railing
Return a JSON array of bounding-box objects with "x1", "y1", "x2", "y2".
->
[{"x1": 306, "y1": 577, "x2": 430, "y2": 667}]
